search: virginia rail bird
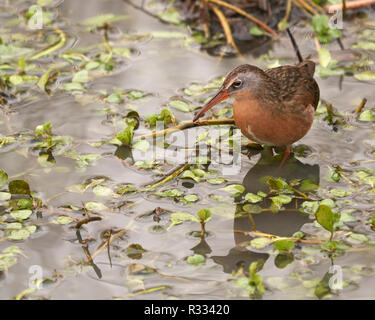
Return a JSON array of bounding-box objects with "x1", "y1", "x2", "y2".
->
[{"x1": 193, "y1": 61, "x2": 320, "y2": 166}]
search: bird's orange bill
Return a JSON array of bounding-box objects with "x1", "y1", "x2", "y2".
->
[{"x1": 193, "y1": 89, "x2": 229, "y2": 122}]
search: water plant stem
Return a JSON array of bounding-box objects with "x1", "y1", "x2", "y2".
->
[
  {"x1": 204, "y1": 0, "x2": 278, "y2": 36},
  {"x1": 134, "y1": 118, "x2": 235, "y2": 140}
]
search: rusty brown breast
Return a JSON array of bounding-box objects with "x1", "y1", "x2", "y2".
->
[{"x1": 232, "y1": 61, "x2": 319, "y2": 147}]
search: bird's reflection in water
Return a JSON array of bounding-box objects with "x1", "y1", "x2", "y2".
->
[{"x1": 204, "y1": 147, "x2": 319, "y2": 274}]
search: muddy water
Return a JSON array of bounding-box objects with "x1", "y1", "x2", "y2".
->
[{"x1": 1, "y1": 0, "x2": 375, "y2": 299}]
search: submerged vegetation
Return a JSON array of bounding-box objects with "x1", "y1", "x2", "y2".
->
[{"x1": 1, "y1": 0, "x2": 375, "y2": 299}]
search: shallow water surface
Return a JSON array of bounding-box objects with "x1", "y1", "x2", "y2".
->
[{"x1": 1, "y1": 0, "x2": 375, "y2": 300}]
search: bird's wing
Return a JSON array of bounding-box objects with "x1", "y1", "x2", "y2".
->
[{"x1": 265, "y1": 65, "x2": 320, "y2": 110}]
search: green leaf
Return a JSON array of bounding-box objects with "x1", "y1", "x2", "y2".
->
[
  {"x1": 8, "y1": 180, "x2": 31, "y2": 195},
  {"x1": 0, "y1": 169, "x2": 8, "y2": 187},
  {"x1": 187, "y1": 254, "x2": 205, "y2": 265},
  {"x1": 271, "y1": 194, "x2": 292, "y2": 205},
  {"x1": 245, "y1": 192, "x2": 262, "y2": 203},
  {"x1": 62, "y1": 82, "x2": 86, "y2": 91},
  {"x1": 182, "y1": 170, "x2": 200, "y2": 183},
  {"x1": 315, "y1": 204, "x2": 336, "y2": 233},
  {"x1": 168, "y1": 100, "x2": 191, "y2": 112},
  {"x1": 17, "y1": 199, "x2": 33, "y2": 209},
  {"x1": 318, "y1": 48, "x2": 332, "y2": 68},
  {"x1": 243, "y1": 204, "x2": 262, "y2": 214},
  {"x1": 221, "y1": 184, "x2": 245, "y2": 196},
  {"x1": 132, "y1": 140, "x2": 150, "y2": 153},
  {"x1": 167, "y1": 212, "x2": 199, "y2": 230},
  {"x1": 92, "y1": 185, "x2": 113, "y2": 197},
  {"x1": 85, "y1": 201, "x2": 108, "y2": 211},
  {"x1": 274, "y1": 253, "x2": 294, "y2": 269},
  {"x1": 158, "y1": 8, "x2": 181, "y2": 24},
  {"x1": 274, "y1": 239, "x2": 295, "y2": 252},
  {"x1": 183, "y1": 194, "x2": 198, "y2": 202},
  {"x1": 105, "y1": 93, "x2": 122, "y2": 103},
  {"x1": 353, "y1": 41, "x2": 375, "y2": 50},
  {"x1": 329, "y1": 189, "x2": 350, "y2": 197},
  {"x1": 312, "y1": 15, "x2": 341, "y2": 44},
  {"x1": 37, "y1": 68, "x2": 54, "y2": 90},
  {"x1": 52, "y1": 216, "x2": 75, "y2": 225},
  {"x1": 197, "y1": 208, "x2": 211, "y2": 222},
  {"x1": 127, "y1": 90, "x2": 144, "y2": 100},
  {"x1": 249, "y1": 26, "x2": 265, "y2": 36},
  {"x1": 9, "y1": 75, "x2": 23, "y2": 86},
  {"x1": 250, "y1": 237, "x2": 271, "y2": 249},
  {"x1": 10, "y1": 209, "x2": 33, "y2": 221},
  {"x1": 72, "y1": 70, "x2": 89, "y2": 83},
  {"x1": 348, "y1": 233, "x2": 369, "y2": 243},
  {"x1": 35, "y1": 122, "x2": 52, "y2": 135},
  {"x1": 0, "y1": 192, "x2": 11, "y2": 201},
  {"x1": 8, "y1": 228, "x2": 34, "y2": 240},
  {"x1": 354, "y1": 72, "x2": 375, "y2": 81},
  {"x1": 266, "y1": 177, "x2": 289, "y2": 191},
  {"x1": 358, "y1": 109, "x2": 374, "y2": 121},
  {"x1": 206, "y1": 178, "x2": 226, "y2": 185}
]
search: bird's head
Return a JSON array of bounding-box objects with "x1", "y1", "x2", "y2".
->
[{"x1": 193, "y1": 64, "x2": 265, "y2": 122}]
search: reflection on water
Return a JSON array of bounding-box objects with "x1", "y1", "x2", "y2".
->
[
  {"x1": 211, "y1": 148, "x2": 319, "y2": 274},
  {"x1": 1, "y1": 0, "x2": 375, "y2": 300}
]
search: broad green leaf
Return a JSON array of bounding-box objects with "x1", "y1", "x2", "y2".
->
[
  {"x1": 221, "y1": 184, "x2": 245, "y2": 196},
  {"x1": 8, "y1": 180, "x2": 31, "y2": 195},
  {"x1": 93, "y1": 185, "x2": 113, "y2": 197},
  {"x1": 158, "y1": 8, "x2": 181, "y2": 24},
  {"x1": 315, "y1": 204, "x2": 335, "y2": 233},
  {"x1": 10, "y1": 209, "x2": 33, "y2": 221},
  {"x1": 354, "y1": 72, "x2": 375, "y2": 81},
  {"x1": 167, "y1": 212, "x2": 198, "y2": 230},
  {"x1": 52, "y1": 216, "x2": 75, "y2": 225},
  {"x1": 250, "y1": 237, "x2": 271, "y2": 249},
  {"x1": 85, "y1": 201, "x2": 108, "y2": 211},
  {"x1": 168, "y1": 100, "x2": 190, "y2": 112},
  {"x1": 245, "y1": 192, "x2": 262, "y2": 203},
  {"x1": 184, "y1": 194, "x2": 198, "y2": 202},
  {"x1": 187, "y1": 254, "x2": 205, "y2": 265},
  {"x1": 0, "y1": 192, "x2": 11, "y2": 201},
  {"x1": 243, "y1": 204, "x2": 262, "y2": 214},
  {"x1": 318, "y1": 48, "x2": 331, "y2": 68},
  {"x1": 358, "y1": 109, "x2": 374, "y2": 121},
  {"x1": 62, "y1": 82, "x2": 86, "y2": 91},
  {"x1": 274, "y1": 239, "x2": 295, "y2": 252},
  {"x1": 72, "y1": 70, "x2": 89, "y2": 83},
  {"x1": 197, "y1": 208, "x2": 211, "y2": 222},
  {"x1": 329, "y1": 189, "x2": 351, "y2": 197},
  {"x1": 132, "y1": 140, "x2": 150, "y2": 153}
]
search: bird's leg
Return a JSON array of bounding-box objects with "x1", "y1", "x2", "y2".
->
[{"x1": 279, "y1": 145, "x2": 291, "y2": 168}]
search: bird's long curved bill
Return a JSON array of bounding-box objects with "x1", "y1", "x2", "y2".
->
[{"x1": 193, "y1": 89, "x2": 229, "y2": 122}]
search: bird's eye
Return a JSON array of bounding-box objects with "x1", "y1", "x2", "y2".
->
[{"x1": 232, "y1": 80, "x2": 242, "y2": 88}]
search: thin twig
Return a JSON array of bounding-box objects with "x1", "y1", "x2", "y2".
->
[
  {"x1": 204, "y1": 0, "x2": 278, "y2": 36},
  {"x1": 142, "y1": 163, "x2": 190, "y2": 191},
  {"x1": 210, "y1": 4, "x2": 240, "y2": 54},
  {"x1": 85, "y1": 228, "x2": 126, "y2": 264},
  {"x1": 286, "y1": 27, "x2": 303, "y2": 63},
  {"x1": 278, "y1": 0, "x2": 292, "y2": 30},
  {"x1": 354, "y1": 98, "x2": 367, "y2": 114},
  {"x1": 133, "y1": 118, "x2": 235, "y2": 140},
  {"x1": 294, "y1": 0, "x2": 318, "y2": 15}
]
